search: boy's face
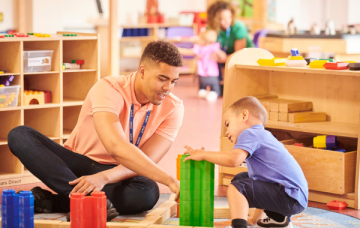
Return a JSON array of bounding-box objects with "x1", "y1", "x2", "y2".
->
[{"x1": 223, "y1": 109, "x2": 249, "y2": 144}]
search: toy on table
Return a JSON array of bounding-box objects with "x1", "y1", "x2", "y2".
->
[
  {"x1": 4, "y1": 34, "x2": 15, "y2": 37},
  {"x1": 324, "y1": 62, "x2": 349, "y2": 70},
  {"x1": 70, "y1": 191, "x2": 106, "y2": 228},
  {"x1": 14, "y1": 33, "x2": 29, "y2": 37},
  {"x1": 348, "y1": 63, "x2": 360, "y2": 70},
  {"x1": 285, "y1": 48, "x2": 307, "y2": 67},
  {"x1": 24, "y1": 90, "x2": 52, "y2": 105},
  {"x1": 0, "y1": 75, "x2": 14, "y2": 86},
  {"x1": 319, "y1": 58, "x2": 335, "y2": 63},
  {"x1": 180, "y1": 154, "x2": 215, "y2": 227},
  {"x1": 33, "y1": 33, "x2": 51, "y2": 37},
  {"x1": 63, "y1": 60, "x2": 85, "y2": 70},
  {"x1": 327, "y1": 200, "x2": 348, "y2": 210},
  {"x1": 1, "y1": 189, "x2": 34, "y2": 228}
]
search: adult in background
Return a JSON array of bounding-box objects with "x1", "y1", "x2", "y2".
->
[{"x1": 207, "y1": 1, "x2": 255, "y2": 93}]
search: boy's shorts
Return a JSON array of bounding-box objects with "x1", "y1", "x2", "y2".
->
[{"x1": 231, "y1": 172, "x2": 305, "y2": 217}]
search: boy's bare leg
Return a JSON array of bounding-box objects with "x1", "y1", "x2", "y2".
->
[
  {"x1": 227, "y1": 184, "x2": 249, "y2": 220},
  {"x1": 248, "y1": 209, "x2": 266, "y2": 225}
]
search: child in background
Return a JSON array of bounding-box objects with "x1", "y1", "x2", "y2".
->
[
  {"x1": 183, "y1": 96, "x2": 308, "y2": 228},
  {"x1": 193, "y1": 30, "x2": 226, "y2": 101}
]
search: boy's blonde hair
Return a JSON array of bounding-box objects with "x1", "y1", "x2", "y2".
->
[
  {"x1": 200, "y1": 30, "x2": 218, "y2": 45},
  {"x1": 228, "y1": 96, "x2": 267, "y2": 126}
]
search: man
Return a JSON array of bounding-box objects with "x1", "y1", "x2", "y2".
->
[{"x1": 8, "y1": 41, "x2": 184, "y2": 219}]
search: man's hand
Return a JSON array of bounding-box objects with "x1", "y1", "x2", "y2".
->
[
  {"x1": 183, "y1": 146, "x2": 205, "y2": 162},
  {"x1": 69, "y1": 172, "x2": 108, "y2": 197},
  {"x1": 167, "y1": 177, "x2": 180, "y2": 202}
]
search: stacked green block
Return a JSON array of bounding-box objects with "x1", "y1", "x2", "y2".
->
[{"x1": 179, "y1": 154, "x2": 215, "y2": 227}]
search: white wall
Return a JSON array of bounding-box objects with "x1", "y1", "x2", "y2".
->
[
  {"x1": 348, "y1": 0, "x2": 360, "y2": 25},
  {"x1": 0, "y1": 0, "x2": 14, "y2": 31}
]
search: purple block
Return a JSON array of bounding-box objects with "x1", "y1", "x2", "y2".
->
[{"x1": 326, "y1": 135, "x2": 337, "y2": 149}]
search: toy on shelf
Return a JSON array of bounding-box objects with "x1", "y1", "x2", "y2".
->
[
  {"x1": 327, "y1": 200, "x2": 348, "y2": 210},
  {"x1": 14, "y1": 33, "x2": 29, "y2": 37},
  {"x1": 324, "y1": 62, "x2": 349, "y2": 70},
  {"x1": 257, "y1": 58, "x2": 286, "y2": 66},
  {"x1": 70, "y1": 191, "x2": 106, "y2": 228},
  {"x1": 0, "y1": 70, "x2": 6, "y2": 74},
  {"x1": 290, "y1": 47, "x2": 300, "y2": 56},
  {"x1": 0, "y1": 75, "x2": 14, "y2": 86},
  {"x1": 0, "y1": 85, "x2": 20, "y2": 108},
  {"x1": 313, "y1": 135, "x2": 345, "y2": 152},
  {"x1": 24, "y1": 90, "x2": 52, "y2": 105},
  {"x1": 180, "y1": 154, "x2": 215, "y2": 227},
  {"x1": 285, "y1": 48, "x2": 307, "y2": 67},
  {"x1": 309, "y1": 60, "x2": 328, "y2": 68},
  {"x1": 348, "y1": 63, "x2": 360, "y2": 70},
  {"x1": 63, "y1": 34, "x2": 78, "y2": 36},
  {"x1": 63, "y1": 60, "x2": 85, "y2": 70},
  {"x1": 33, "y1": 33, "x2": 51, "y2": 37},
  {"x1": 342, "y1": 61, "x2": 357, "y2": 63},
  {"x1": 1, "y1": 189, "x2": 34, "y2": 228},
  {"x1": 305, "y1": 58, "x2": 317, "y2": 65},
  {"x1": 294, "y1": 143, "x2": 304, "y2": 147},
  {"x1": 319, "y1": 58, "x2": 335, "y2": 63}
]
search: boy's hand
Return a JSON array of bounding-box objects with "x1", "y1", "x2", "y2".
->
[{"x1": 183, "y1": 146, "x2": 205, "y2": 161}]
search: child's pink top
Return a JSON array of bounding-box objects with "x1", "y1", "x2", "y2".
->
[{"x1": 193, "y1": 42, "x2": 220, "y2": 77}]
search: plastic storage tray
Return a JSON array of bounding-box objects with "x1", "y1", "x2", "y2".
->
[
  {"x1": 23, "y1": 50, "x2": 54, "y2": 72},
  {"x1": 0, "y1": 85, "x2": 21, "y2": 108}
]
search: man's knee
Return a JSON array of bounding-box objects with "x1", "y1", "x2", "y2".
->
[{"x1": 132, "y1": 176, "x2": 160, "y2": 210}]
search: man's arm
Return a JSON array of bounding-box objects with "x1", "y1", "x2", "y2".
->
[
  {"x1": 69, "y1": 112, "x2": 179, "y2": 198},
  {"x1": 103, "y1": 133, "x2": 173, "y2": 184}
]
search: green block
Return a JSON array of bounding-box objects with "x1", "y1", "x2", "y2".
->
[
  {"x1": 180, "y1": 179, "x2": 192, "y2": 191},
  {"x1": 181, "y1": 155, "x2": 193, "y2": 169},
  {"x1": 193, "y1": 169, "x2": 201, "y2": 180},
  {"x1": 193, "y1": 201, "x2": 201, "y2": 211},
  {"x1": 200, "y1": 201, "x2": 214, "y2": 211},
  {"x1": 181, "y1": 190, "x2": 193, "y2": 201},
  {"x1": 320, "y1": 58, "x2": 335, "y2": 62},
  {"x1": 200, "y1": 180, "x2": 214, "y2": 191},
  {"x1": 201, "y1": 160, "x2": 215, "y2": 170},
  {"x1": 193, "y1": 210, "x2": 201, "y2": 222},
  {"x1": 200, "y1": 190, "x2": 215, "y2": 202},
  {"x1": 194, "y1": 179, "x2": 201, "y2": 190},
  {"x1": 200, "y1": 211, "x2": 214, "y2": 224},
  {"x1": 202, "y1": 170, "x2": 215, "y2": 181},
  {"x1": 200, "y1": 222, "x2": 214, "y2": 227},
  {"x1": 180, "y1": 168, "x2": 192, "y2": 180},
  {"x1": 180, "y1": 211, "x2": 192, "y2": 222},
  {"x1": 179, "y1": 221, "x2": 191, "y2": 226},
  {"x1": 72, "y1": 60, "x2": 76, "y2": 63}
]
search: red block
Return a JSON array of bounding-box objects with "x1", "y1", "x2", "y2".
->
[
  {"x1": 70, "y1": 191, "x2": 107, "y2": 228},
  {"x1": 0, "y1": 36, "x2": 4, "y2": 38},
  {"x1": 324, "y1": 62, "x2": 349, "y2": 70},
  {"x1": 75, "y1": 60, "x2": 84, "y2": 65},
  {"x1": 294, "y1": 143, "x2": 304, "y2": 147},
  {"x1": 326, "y1": 200, "x2": 348, "y2": 210}
]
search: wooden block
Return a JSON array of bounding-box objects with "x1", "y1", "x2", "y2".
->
[
  {"x1": 270, "y1": 99, "x2": 289, "y2": 112},
  {"x1": 107, "y1": 223, "x2": 149, "y2": 228},
  {"x1": 146, "y1": 200, "x2": 177, "y2": 224},
  {"x1": 279, "y1": 101, "x2": 312, "y2": 113},
  {"x1": 140, "y1": 215, "x2": 163, "y2": 225},
  {"x1": 168, "y1": 193, "x2": 176, "y2": 201},
  {"x1": 253, "y1": 94, "x2": 278, "y2": 100},
  {"x1": 34, "y1": 220, "x2": 62, "y2": 228},
  {"x1": 288, "y1": 112, "x2": 327, "y2": 123},
  {"x1": 214, "y1": 206, "x2": 230, "y2": 219},
  {"x1": 149, "y1": 226, "x2": 192, "y2": 228},
  {"x1": 269, "y1": 111, "x2": 279, "y2": 121},
  {"x1": 58, "y1": 222, "x2": 71, "y2": 228},
  {"x1": 279, "y1": 112, "x2": 289, "y2": 122},
  {"x1": 260, "y1": 99, "x2": 279, "y2": 111}
]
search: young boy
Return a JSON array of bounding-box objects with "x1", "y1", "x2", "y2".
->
[{"x1": 184, "y1": 96, "x2": 308, "y2": 228}]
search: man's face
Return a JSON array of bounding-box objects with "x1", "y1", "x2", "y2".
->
[{"x1": 142, "y1": 62, "x2": 180, "y2": 105}]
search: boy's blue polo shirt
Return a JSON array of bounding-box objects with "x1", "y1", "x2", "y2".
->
[{"x1": 233, "y1": 124, "x2": 308, "y2": 209}]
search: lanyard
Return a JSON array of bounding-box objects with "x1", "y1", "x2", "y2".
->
[
  {"x1": 218, "y1": 27, "x2": 231, "y2": 52},
  {"x1": 129, "y1": 104, "x2": 151, "y2": 147}
]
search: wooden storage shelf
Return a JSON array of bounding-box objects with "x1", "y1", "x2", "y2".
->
[
  {"x1": 220, "y1": 48, "x2": 360, "y2": 209},
  {"x1": 0, "y1": 32, "x2": 100, "y2": 187}
]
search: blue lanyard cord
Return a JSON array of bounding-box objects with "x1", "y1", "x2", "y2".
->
[
  {"x1": 218, "y1": 27, "x2": 231, "y2": 52},
  {"x1": 129, "y1": 104, "x2": 151, "y2": 147}
]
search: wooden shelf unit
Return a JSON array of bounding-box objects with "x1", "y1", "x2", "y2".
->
[
  {"x1": 219, "y1": 49, "x2": 360, "y2": 209},
  {"x1": 0, "y1": 32, "x2": 100, "y2": 187}
]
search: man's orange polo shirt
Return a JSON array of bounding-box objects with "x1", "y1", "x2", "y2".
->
[{"x1": 64, "y1": 72, "x2": 184, "y2": 165}]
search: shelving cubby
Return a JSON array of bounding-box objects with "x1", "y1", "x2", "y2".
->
[
  {"x1": 220, "y1": 49, "x2": 360, "y2": 209},
  {"x1": 0, "y1": 32, "x2": 100, "y2": 187}
]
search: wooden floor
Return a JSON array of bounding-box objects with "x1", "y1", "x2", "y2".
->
[{"x1": 1, "y1": 74, "x2": 360, "y2": 219}]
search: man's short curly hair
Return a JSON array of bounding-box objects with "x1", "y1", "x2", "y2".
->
[
  {"x1": 207, "y1": 1, "x2": 236, "y2": 32},
  {"x1": 140, "y1": 41, "x2": 183, "y2": 67}
]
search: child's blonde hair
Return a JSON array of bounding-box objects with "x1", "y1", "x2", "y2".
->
[
  {"x1": 228, "y1": 96, "x2": 268, "y2": 126},
  {"x1": 200, "y1": 30, "x2": 218, "y2": 45}
]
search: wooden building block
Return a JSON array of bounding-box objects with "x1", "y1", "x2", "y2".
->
[
  {"x1": 140, "y1": 215, "x2": 163, "y2": 225},
  {"x1": 270, "y1": 99, "x2": 290, "y2": 112},
  {"x1": 168, "y1": 193, "x2": 176, "y2": 201},
  {"x1": 279, "y1": 101, "x2": 312, "y2": 113},
  {"x1": 34, "y1": 220, "x2": 62, "y2": 228},
  {"x1": 260, "y1": 99, "x2": 279, "y2": 111},
  {"x1": 279, "y1": 112, "x2": 289, "y2": 122},
  {"x1": 254, "y1": 94, "x2": 278, "y2": 100},
  {"x1": 107, "y1": 223, "x2": 149, "y2": 228},
  {"x1": 146, "y1": 200, "x2": 177, "y2": 224},
  {"x1": 269, "y1": 111, "x2": 279, "y2": 121},
  {"x1": 288, "y1": 112, "x2": 327, "y2": 123},
  {"x1": 58, "y1": 222, "x2": 71, "y2": 228},
  {"x1": 214, "y1": 206, "x2": 230, "y2": 219}
]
